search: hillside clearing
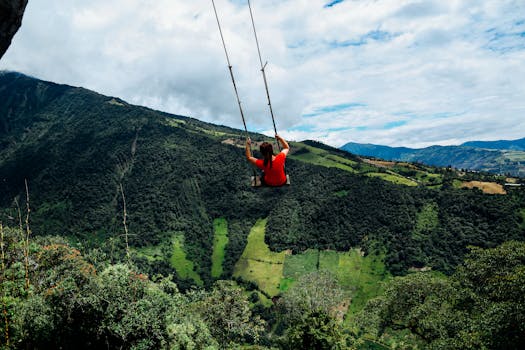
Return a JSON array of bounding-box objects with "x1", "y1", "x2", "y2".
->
[
  {"x1": 365, "y1": 172, "x2": 418, "y2": 186},
  {"x1": 281, "y1": 248, "x2": 390, "y2": 316},
  {"x1": 461, "y1": 181, "x2": 506, "y2": 194},
  {"x1": 362, "y1": 159, "x2": 396, "y2": 168},
  {"x1": 211, "y1": 218, "x2": 229, "y2": 278},
  {"x1": 170, "y1": 235, "x2": 203, "y2": 286},
  {"x1": 233, "y1": 219, "x2": 288, "y2": 296}
]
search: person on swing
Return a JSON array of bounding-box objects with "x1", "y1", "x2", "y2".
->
[{"x1": 246, "y1": 135, "x2": 290, "y2": 186}]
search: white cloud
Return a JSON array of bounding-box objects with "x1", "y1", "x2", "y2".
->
[{"x1": 1, "y1": 0, "x2": 524, "y2": 148}]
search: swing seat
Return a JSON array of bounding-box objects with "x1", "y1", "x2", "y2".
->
[{"x1": 251, "y1": 174, "x2": 290, "y2": 187}]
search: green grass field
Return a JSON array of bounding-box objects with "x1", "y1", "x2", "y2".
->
[
  {"x1": 233, "y1": 219, "x2": 287, "y2": 296},
  {"x1": 233, "y1": 220, "x2": 390, "y2": 315},
  {"x1": 283, "y1": 249, "x2": 319, "y2": 277},
  {"x1": 366, "y1": 172, "x2": 418, "y2": 186},
  {"x1": 289, "y1": 144, "x2": 358, "y2": 173},
  {"x1": 337, "y1": 249, "x2": 390, "y2": 316},
  {"x1": 170, "y1": 235, "x2": 203, "y2": 286},
  {"x1": 282, "y1": 248, "x2": 389, "y2": 315},
  {"x1": 211, "y1": 218, "x2": 229, "y2": 278},
  {"x1": 319, "y1": 250, "x2": 340, "y2": 274},
  {"x1": 326, "y1": 154, "x2": 358, "y2": 166}
]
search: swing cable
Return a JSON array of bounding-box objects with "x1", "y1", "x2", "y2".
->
[
  {"x1": 211, "y1": 0, "x2": 250, "y2": 139},
  {"x1": 211, "y1": 0, "x2": 257, "y2": 179},
  {"x1": 247, "y1": 0, "x2": 281, "y2": 151}
]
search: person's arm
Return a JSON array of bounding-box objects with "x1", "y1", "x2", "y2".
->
[
  {"x1": 245, "y1": 138, "x2": 258, "y2": 166},
  {"x1": 276, "y1": 134, "x2": 290, "y2": 155}
]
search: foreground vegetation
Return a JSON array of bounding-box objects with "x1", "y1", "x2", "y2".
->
[{"x1": 1, "y1": 225, "x2": 523, "y2": 349}]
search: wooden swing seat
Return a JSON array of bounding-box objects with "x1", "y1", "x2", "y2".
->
[{"x1": 251, "y1": 174, "x2": 290, "y2": 187}]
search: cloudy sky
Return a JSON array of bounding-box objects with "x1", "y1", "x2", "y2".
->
[{"x1": 1, "y1": 0, "x2": 524, "y2": 148}]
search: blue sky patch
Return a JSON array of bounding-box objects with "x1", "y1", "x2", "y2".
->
[
  {"x1": 289, "y1": 124, "x2": 316, "y2": 132},
  {"x1": 324, "y1": 0, "x2": 345, "y2": 8},
  {"x1": 329, "y1": 30, "x2": 398, "y2": 48},
  {"x1": 326, "y1": 126, "x2": 354, "y2": 132},
  {"x1": 384, "y1": 120, "x2": 407, "y2": 129},
  {"x1": 484, "y1": 25, "x2": 525, "y2": 53},
  {"x1": 303, "y1": 102, "x2": 366, "y2": 117}
]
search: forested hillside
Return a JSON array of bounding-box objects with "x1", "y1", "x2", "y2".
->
[{"x1": 1, "y1": 71, "x2": 524, "y2": 284}]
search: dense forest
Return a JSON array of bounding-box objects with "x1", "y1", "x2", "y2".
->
[{"x1": 1, "y1": 72, "x2": 525, "y2": 348}]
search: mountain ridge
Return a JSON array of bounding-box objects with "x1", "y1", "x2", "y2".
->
[{"x1": 341, "y1": 139, "x2": 525, "y2": 176}]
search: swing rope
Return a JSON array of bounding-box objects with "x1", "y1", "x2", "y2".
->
[
  {"x1": 247, "y1": 0, "x2": 281, "y2": 151},
  {"x1": 211, "y1": 0, "x2": 250, "y2": 139}
]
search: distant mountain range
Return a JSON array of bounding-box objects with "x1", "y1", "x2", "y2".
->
[
  {"x1": 461, "y1": 138, "x2": 525, "y2": 151},
  {"x1": 341, "y1": 138, "x2": 525, "y2": 177}
]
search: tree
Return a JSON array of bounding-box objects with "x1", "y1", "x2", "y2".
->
[
  {"x1": 283, "y1": 311, "x2": 347, "y2": 350},
  {"x1": 276, "y1": 271, "x2": 348, "y2": 348},
  {"x1": 453, "y1": 241, "x2": 525, "y2": 349},
  {"x1": 278, "y1": 270, "x2": 346, "y2": 326},
  {"x1": 194, "y1": 280, "x2": 265, "y2": 347},
  {"x1": 357, "y1": 242, "x2": 525, "y2": 349}
]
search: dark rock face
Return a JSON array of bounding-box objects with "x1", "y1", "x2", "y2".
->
[{"x1": 0, "y1": 0, "x2": 28, "y2": 59}]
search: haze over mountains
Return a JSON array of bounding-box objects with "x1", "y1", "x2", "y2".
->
[{"x1": 341, "y1": 138, "x2": 525, "y2": 177}]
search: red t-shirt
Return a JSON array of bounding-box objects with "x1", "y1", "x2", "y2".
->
[{"x1": 255, "y1": 152, "x2": 287, "y2": 186}]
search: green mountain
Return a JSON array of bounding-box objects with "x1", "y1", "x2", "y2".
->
[
  {"x1": 462, "y1": 137, "x2": 525, "y2": 151},
  {"x1": 1, "y1": 71, "x2": 524, "y2": 287},
  {"x1": 341, "y1": 140, "x2": 525, "y2": 177}
]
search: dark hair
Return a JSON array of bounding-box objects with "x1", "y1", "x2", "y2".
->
[{"x1": 260, "y1": 142, "x2": 274, "y2": 168}]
